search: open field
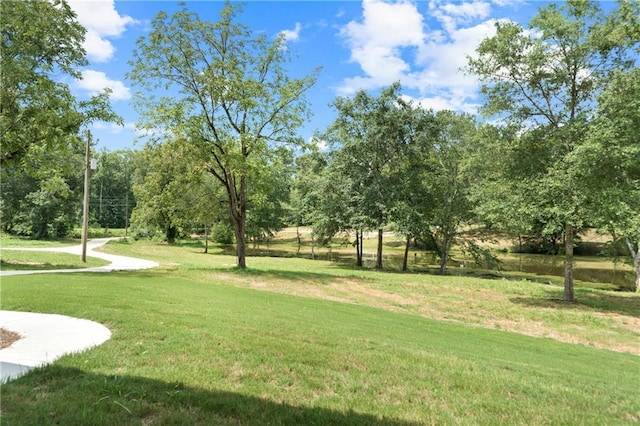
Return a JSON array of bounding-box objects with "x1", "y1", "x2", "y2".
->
[{"x1": 1, "y1": 238, "x2": 637, "y2": 424}]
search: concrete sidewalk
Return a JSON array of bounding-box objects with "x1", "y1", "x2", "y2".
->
[
  {"x1": 0, "y1": 311, "x2": 111, "y2": 383},
  {"x1": 0, "y1": 238, "x2": 158, "y2": 382},
  {"x1": 0, "y1": 237, "x2": 159, "y2": 276}
]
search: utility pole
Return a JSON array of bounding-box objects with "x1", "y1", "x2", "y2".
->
[{"x1": 81, "y1": 130, "x2": 92, "y2": 262}]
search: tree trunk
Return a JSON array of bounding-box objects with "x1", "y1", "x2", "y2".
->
[
  {"x1": 439, "y1": 235, "x2": 450, "y2": 275},
  {"x1": 402, "y1": 234, "x2": 410, "y2": 272},
  {"x1": 563, "y1": 223, "x2": 574, "y2": 302},
  {"x1": 228, "y1": 176, "x2": 247, "y2": 269},
  {"x1": 624, "y1": 236, "x2": 640, "y2": 292},
  {"x1": 356, "y1": 229, "x2": 363, "y2": 267},
  {"x1": 439, "y1": 249, "x2": 447, "y2": 275},
  {"x1": 204, "y1": 224, "x2": 209, "y2": 254},
  {"x1": 376, "y1": 228, "x2": 383, "y2": 269},
  {"x1": 166, "y1": 225, "x2": 177, "y2": 244},
  {"x1": 311, "y1": 232, "x2": 315, "y2": 260},
  {"x1": 232, "y1": 215, "x2": 246, "y2": 268}
]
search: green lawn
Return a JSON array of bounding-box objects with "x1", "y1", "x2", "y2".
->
[
  {"x1": 0, "y1": 238, "x2": 638, "y2": 424},
  {"x1": 0, "y1": 250, "x2": 110, "y2": 270}
]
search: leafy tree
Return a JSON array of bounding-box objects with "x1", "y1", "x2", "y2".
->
[
  {"x1": 90, "y1": 150, "x2": 136, "y2": 230},
  {"x1": 425, "y1": 111, "x2": 477, "y2": 275},
  {"x1": 0, "y1": 150, "x2": 83, "y2": 238},
  {"x1": 1, "y1": 0, "x2": 120, "y2": 239},
  {"x1": 466, "y1": 0, "x2": 637, "y2": 302},
  {"x1": 128, "y1": 2, "x2": 318, "y2": 268},
  {"x1": 573, "y1": 68, "x2": 640, "y2": 291},
  {"x1": 323, "y1": 83, "x2": 409, "y2": 269},
  {"x1": 288, "y1": 148, "x2": 328, "y2": 253},
  {"x1": 131, "y1": 140, "x2": 203, "y2": 243},
  {"x1": 246, "y1": 148, "x2": 294, "y2": 244},
  {"x1": 390, "y1": 104, "x2": 438, "y2": 271},
  {"x1": 1, "y1": 0, "x2": 120, "y2": 168}
]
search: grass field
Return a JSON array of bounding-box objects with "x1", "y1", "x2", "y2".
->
[
  {"x1": 0, "y1": 238, "x2": 638, "y2": 424},
  {"x1": 0, "y1": 250, "x2": 110, "y2": 270}
]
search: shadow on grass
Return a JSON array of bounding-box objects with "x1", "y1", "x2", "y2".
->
[
  {"x1": 509, "y1": 289, "x2": 640, "y2": 319},
  {"x1": 0, "y1": 260, "x2": 106, "y2": 271},
  {"x1": 2, "y1": 366, "x2": 416, "y2": 425},
  {"x1": 204, "y1": 265, "x2": 350, "y2": 286}
]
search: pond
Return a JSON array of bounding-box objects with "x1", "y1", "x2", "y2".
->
[
  {"x1": 293, "y1": 248, "x2": 636, "y2": 292},
  {"x1": 491, "y1": 253, "x2": 636, "y2": 291}
]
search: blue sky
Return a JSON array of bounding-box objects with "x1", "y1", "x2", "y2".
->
[{"x1": 68, "y1": 0, "x2": 552, "y2": 151}]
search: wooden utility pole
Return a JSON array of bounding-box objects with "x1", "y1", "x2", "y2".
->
[{"x1": 81, "y1": 130, "x2": 91, "y2": 262}]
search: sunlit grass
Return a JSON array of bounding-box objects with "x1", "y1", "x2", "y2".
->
[
  {"x1": 0, "y1": 250, "x2": 109, "y2": 270},
  {"x1": 0, "y1": 233, "x2": 79, "y2": 247},
  {"x1": 1, "y1": 263, "x2": 638, "y2": 424},
  {"x1": 1, "y1": 236, "x2": 638, "y2": 424}
]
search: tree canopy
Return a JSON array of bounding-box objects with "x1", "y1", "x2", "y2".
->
[
  {"x1": 128, "y1": 2, "x2": 319, "y2": 267},
  {"x1": 0, "y1": 0, "x2": 120, "y2": 238},
  {"x1": 466, "y1": 0, "x2": 639, "y2": 301}
]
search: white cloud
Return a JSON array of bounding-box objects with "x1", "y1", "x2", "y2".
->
[
  {"x1": 338, "y1": 0, "x2": 425, "y2": 93},
  {"x1": 338, "y1": 0, "x2": 502, "y2": 113},
  {"x1": 92, "y1": 121, "x2": 136, "y2": 134},
  {"x1": 280, "y1": 22, "x2": 302, "y2": 42},
  {"x1": 430, "y1": 0, "x2": 491, "y2": 33},
  {"x1": 401, "y1": 94, "x2": 481, "y2": 114},
  {"x1": 76, "y1": 70, "x2": 131, "y2": 101},
  {"x1": 68, "y1": 0, "x2": 136, "y2": 63}
]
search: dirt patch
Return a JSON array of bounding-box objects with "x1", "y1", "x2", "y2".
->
[
  {"x1": 0, "y1": 327, "x2": 21, "y2": 349},
  {"x1": 207, "y1": 271, "x2": 640, "y2": 355}
]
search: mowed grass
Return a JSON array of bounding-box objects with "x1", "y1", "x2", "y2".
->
[
  {"x1": 0, "y1": 239, "x2": 638, "y2": 424},
  {"x1": 0, "y1": 250, "x2": 109, "y2": 270}
]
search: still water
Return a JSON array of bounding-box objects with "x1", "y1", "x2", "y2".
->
[
  {"x1": 304, "y1": 249, "x2": 636, "y2": 291},
  {"x1": 492, "y1": 254, "x2": 635, "y2": 291}
]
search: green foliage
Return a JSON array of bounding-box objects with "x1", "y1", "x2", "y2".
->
[
  {"x1": 424, "y1": 110, "x2": 478, "y2": 274},
  {"x1": 0, "y1": 148, "x2": 84, "y2": 239},
  {"x1": 1, "y1": 0, "x2": 120, "y2": 168},
  {"x1": 130, "y1": 139, "x2": 209, "y2": 243},
  {"x1": 210, "y1": 221, "x2": 234, "y2": 245},
  {"x1": 128, "y1": 1, "x2": 318, "y2": 267},
  {"x1": 321, "y1": 83, "x2": 412, "y2": 267},
  {"x1": 90, "y1": 150, "x2": 136, "y2": 229},
  {"x1": 572, "y1": 67, "x2": 640, "y2": 289},
  {"x1": 466, "y1": 0, "x2": 639, "y2": 300},
  {"x1": 0, "y1": 0, "x2": 120, "y2": 239}
]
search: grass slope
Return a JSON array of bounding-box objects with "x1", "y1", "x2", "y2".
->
[{"x1": 0, "y1": 240, "x2": 638, "y2": 424}]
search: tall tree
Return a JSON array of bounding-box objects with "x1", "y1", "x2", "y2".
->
[
  {"x1": 466, "y1": 0, "x2": 637, "y2": 302},
  {"x1": 1, "y1": 0, "x2": 119, "y2": 168},
  {"x1": 131, "y1": 140, "x2": 194, "y2": 243},
  {"x1": 324, "y1": 83, "x2": 409, "y2": 269},
  {"x1": 427, "y1": 111, "x2": 477, "y2": 275},
  {"x1": 288, "y1": 148, "x2": 328, "y2": 253},
  {"x1": 573, "y1": 68, "x2": 640, "y2": 291},
  {"x1": 1, "y1": 0, "x2": 119, "y2": 239},
  {"x1": 128, "y1": 3, "x2": 318, "y2": 268},
  {"x1": 391, "y1": 104, "x2": 438, "y2": 272},
  {"x1": 245, "y1": 148, "x2": 294, "y2": 244}
]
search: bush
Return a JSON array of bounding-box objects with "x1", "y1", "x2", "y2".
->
[{"x1": 211, "y1": 222, "x2": 234, "y2": 245}]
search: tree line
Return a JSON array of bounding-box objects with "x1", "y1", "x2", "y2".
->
[{"x1": 1, "y1": 1, "x2": 638, "y2": 297}]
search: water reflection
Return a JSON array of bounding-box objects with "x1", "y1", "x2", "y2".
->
[{"x1": 303, "y1": 250, "x2": 636, "y2": 292}]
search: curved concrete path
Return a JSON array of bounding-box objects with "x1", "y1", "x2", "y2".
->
[
  {"x1": 1, "y1": 238, "x2": 159, "y2": 382},
  {"x1": 0, "y1": 311, "x2": 111, "y2": 383},
  {"x1": 0, "y1": 237, "x2": 158, "y2": 276}
]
